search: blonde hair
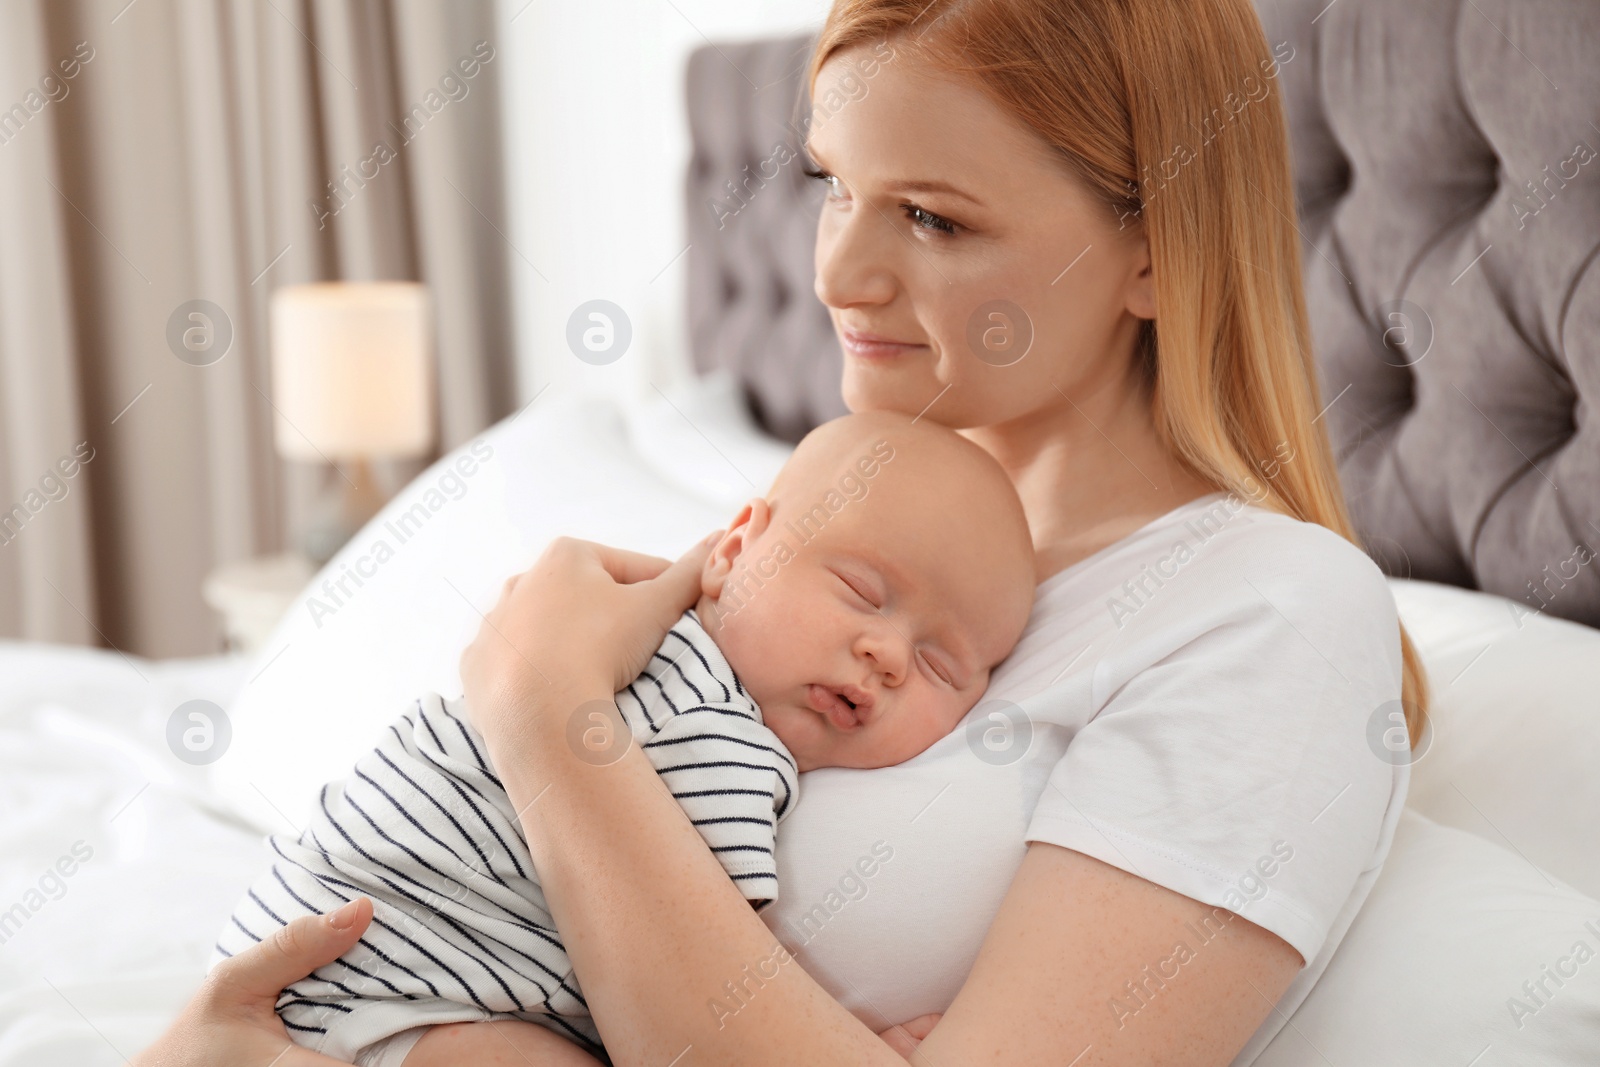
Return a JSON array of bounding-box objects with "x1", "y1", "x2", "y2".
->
[{"x1": 808, "y1": 0, "x2": 1429, "y2": 743}]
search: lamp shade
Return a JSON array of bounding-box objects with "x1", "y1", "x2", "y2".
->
[{"x1": 270, "y1": 282, "x2": 435, "y2": 461}]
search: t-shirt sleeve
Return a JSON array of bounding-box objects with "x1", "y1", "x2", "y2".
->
[
  {"x1": 1024, "y1": 525, "x2": 1405, "y2": 963},
  {"x1": 642, "y1": 706, "x2": 799, "y2": 904}
]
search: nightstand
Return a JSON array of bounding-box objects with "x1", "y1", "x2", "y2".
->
[{"x1": 202, "y1": 553, "x2": 316, "y2": 654}]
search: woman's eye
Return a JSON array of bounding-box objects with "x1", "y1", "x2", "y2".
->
[
  {"x1": 904, "y1": 204, "x2": 956, "y2": 235},
  {"x1": 803, "y1": 165, "x2": 955, "y2": 235},
  {"x1": 803, "y1": 164, "x2": 843, "y2": 198}
]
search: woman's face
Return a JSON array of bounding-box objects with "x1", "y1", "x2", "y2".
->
[{"x1": 808, "y1": 41, "x2": 1156, "y2": 431}]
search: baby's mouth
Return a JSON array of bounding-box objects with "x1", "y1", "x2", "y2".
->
[{"x1": 806, "y1": 684, "x2": 864, "y2": 730}]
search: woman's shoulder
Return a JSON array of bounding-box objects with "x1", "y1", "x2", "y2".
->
[
  {"x1": 1044, "y1": 493, "x2": 1398, "y2": 623},
  {"x1": 1097, "y1": 498, "x2": 1404, "y2": 701},
  {"x1": 1000, "y1": 496, "x2": 1402, "y2": 712},
  {"x1": 1196, "y1": 500, "x2": 1399, "y2": 622}
]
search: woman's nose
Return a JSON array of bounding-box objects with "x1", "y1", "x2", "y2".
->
[{"x1": 813, "y1": 199, "x2": 900, "y2": 311}]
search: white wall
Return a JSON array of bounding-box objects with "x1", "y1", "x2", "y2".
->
[{"x1": 497, "y1": 0, "x2": 831, "y2": 407}]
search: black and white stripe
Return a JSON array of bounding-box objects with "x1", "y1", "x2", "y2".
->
[{"x1": 210, "y1": 608, "x2": 798, "y2": 1062}]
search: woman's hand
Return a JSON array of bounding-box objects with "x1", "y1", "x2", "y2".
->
[
  {"x1": 131, "y1": 898, "x2": 374, "y2": 1066},
  {"x1": 878, "y1": 1013, "x2": 942, "y2": 1058},
  {"x1": 458, "y1": 533, "x2": 719, "y2": 759}
]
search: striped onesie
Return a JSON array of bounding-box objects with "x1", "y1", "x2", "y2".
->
[{"x1": 210, "y1": 608, "x2": 799, "y2": 1066}]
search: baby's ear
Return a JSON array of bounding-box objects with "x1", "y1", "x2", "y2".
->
[{"x1": 702, "y1": 498, "x2": 772, "y2": 597}]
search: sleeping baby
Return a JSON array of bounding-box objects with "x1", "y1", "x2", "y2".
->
[{"x1": 211, "y1": 410, "x2": 1037, "y2": 1066}]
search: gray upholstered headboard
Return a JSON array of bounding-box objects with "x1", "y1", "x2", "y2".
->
[
  {"x1": 682, "y1": 0, "x2": 1600, "y2": 628},
  {"x1": 685, "y1": 32, "x2": 841, "y2": 442}
]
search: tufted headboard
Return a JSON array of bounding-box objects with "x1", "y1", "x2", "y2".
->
[
  {"x1": 685, "y1": 33, "x2": 843, "y2": 443},
  {"x1": 682, "y1": 0, "x2": 1600, "y2": 627}
]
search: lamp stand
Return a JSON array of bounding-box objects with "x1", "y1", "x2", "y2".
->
[{"x1": 301, "y1": 457, "x2": 387, "y2": 565}]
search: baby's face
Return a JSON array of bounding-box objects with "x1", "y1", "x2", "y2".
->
[{"x1": 697, "y1": 418, "x2": 1035, "y2": 773}]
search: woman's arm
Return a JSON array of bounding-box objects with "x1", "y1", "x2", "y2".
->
[
  {"x1": 461, "y1": 537, "x2": 1305, "y2": 1066},
  {"x1": 918, "y1": 844, "x2": 1302, "y2": 1064},
  {"x1": 482, "y1": 678, "x2": 1300, "y2": 1066}
]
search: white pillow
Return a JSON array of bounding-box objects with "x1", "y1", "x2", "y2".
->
[
  {"x1": 620, "y1": 369, "x2": 794, "y2": 508},
  {"x1": 211, "y1": 382, "x2": 770, "y2": 835},
  {"x1": 1255, "y1": 810, "x2": 1600, "y2": 1066},
  {"x1": 1389, "y1": 579, "x2": 1600, "y2": 900}
]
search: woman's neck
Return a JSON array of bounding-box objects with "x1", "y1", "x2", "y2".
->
[{"x1": 960, "y1": 376, "x2": 1216, "y2": 584}]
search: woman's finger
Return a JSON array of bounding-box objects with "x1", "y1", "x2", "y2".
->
[
  {"x1": 641, "y1": 532, "x2": 721, "y2": 623},
  {"x1": 208, "y1": 898, "x2": 373, "y2": 1004},
  {"x1": 585, "y1": 542, "x2": 677, "y2": 585},
  {"x1": 877, "y1": 1023, "x2": 921, "y2": 1058},
  {"x1": 877, "y1": 1012, "x2": 942, "y2": 1059}
]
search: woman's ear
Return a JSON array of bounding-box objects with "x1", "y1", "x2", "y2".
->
[
  {"x1": 1124, "y1": 237, "x2": 1157, "y2": 321},
  {"x1": 702, "y1": 497, "x2": 772, "y2": 599}
]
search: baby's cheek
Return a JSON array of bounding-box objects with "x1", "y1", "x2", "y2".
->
[
  {"x1": 717, "y1": 614, "x2": 769, "y2": 685},
  {"x1": 878, "y1": 694, "x2": 969, "y2": 766},
  {"x1": 938, "y1": 689, "x2": 983, "y2": 739}
]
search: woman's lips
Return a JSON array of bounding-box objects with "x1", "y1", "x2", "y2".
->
[
  {"x1": 841, "y1": 328, "x2": 927, "y2": 361},
  {"x1": 807, "y1": 684, "x2": 861, "y2": 730}
]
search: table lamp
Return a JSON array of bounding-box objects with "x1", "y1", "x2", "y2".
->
[{"x1": 271, "y1": 281, "x2": 434, "y2": 564}]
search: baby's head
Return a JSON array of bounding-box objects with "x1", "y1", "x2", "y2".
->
[{"x1": 697, "y1": 412, "x2": 1035, "y2": 772}]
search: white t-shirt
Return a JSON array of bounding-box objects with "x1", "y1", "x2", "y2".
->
[{"x1": 759, "y1": 491, "x2": 1407, "y2": 1065}]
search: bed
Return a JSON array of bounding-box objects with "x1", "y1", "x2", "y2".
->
[
  {"x1": 3, "y1": 382, "x2": 1598, "y2": 1065},
  {"x1": 4, "y1": 0, "x2": 1599, "y2": 1063}
]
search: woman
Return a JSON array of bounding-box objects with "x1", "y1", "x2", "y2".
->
[{"x1": 139, "y1": 0, "x2": 1426, "y2": 1063}]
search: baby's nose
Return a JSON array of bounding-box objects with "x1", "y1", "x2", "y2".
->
[{"x1": 856, "y1": 630, "x2": 910, "y2": 685}]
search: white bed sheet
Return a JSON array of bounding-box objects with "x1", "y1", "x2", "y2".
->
[{"x1": 0, "y1": 644, "x2": 260, "y2": 1066}]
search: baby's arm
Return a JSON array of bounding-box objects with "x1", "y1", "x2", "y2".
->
[
  {"x1": 405, "y1": 1019, "x2": 604, "y2": 1066},
  {"x1": 639, "y1": 704, "x2": 799, "y2": 900}
]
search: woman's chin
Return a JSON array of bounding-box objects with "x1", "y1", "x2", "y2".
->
[{"x1": 841, "y1": 365, "x2": 942, "y2": 418}]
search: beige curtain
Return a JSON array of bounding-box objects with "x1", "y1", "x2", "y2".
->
[{"x1": 0, "y1": 0, "x2": 514, "y2": 657}]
